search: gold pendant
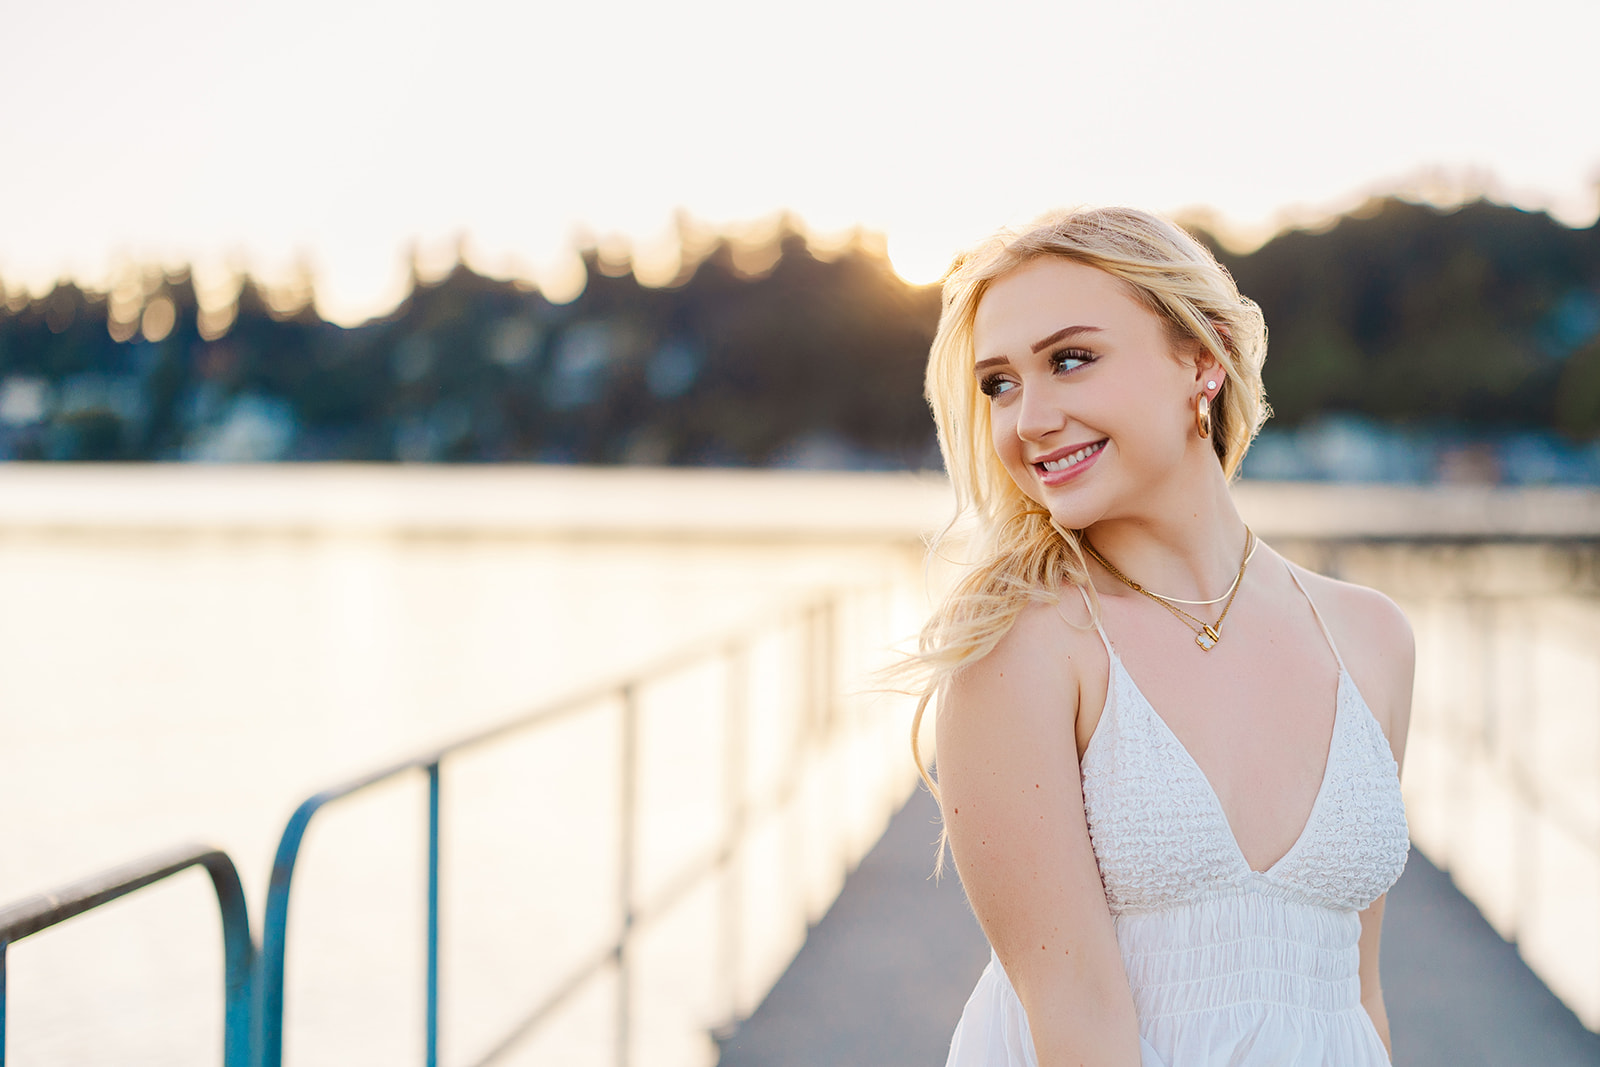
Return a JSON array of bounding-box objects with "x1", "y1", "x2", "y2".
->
[{"x1": 1195, "y1": 624, "x2": 1220, "y2": 651}]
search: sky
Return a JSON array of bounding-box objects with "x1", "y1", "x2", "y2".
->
[{"x1": 3, "y1": 0, "x2": 1598, "y2": 325}]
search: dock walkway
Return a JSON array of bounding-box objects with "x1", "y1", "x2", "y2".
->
[{"x1": 717, "y1": 788, "x2": 1600, "y2": 1067}]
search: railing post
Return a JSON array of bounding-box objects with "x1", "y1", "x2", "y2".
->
[
  {"x1": 617, "y1": 685, "x2": 638, "y2": 1067},
  {"x1": 203, "y1": 855, "x2": 256, "y2": 1067},
  {"x1": 726, "y1": 643, "x2": 748, "y2": 1023},
  {"x1": 0, "y1": 847, "x2": 253, "y2": 1067},
  {"x1": 259, "y1": 798, "x2": 325, "y2": 1067},
  {"x1": 816, "y1": 598, "x2": 836, "y2": 737},
  {"x1": 720, "y1": 645, "x2": 747, "y2": 1027},
  {"x1": 2, "y1": 939, "x2": 9, "y2": 1067},
  {"x1": 427, "y1": 761, "x2": 442, "y2": 1067}
]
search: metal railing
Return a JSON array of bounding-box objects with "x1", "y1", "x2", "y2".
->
[
  {"x1": 0, "y1": 844, "x2": 255, "y2": 1067},
  {"x1": 1, "y1": 591, "x2": 870, "y2": 1067},
  {"x1": 253, "y1": 654, "x2": 661, "y2": 1067}
]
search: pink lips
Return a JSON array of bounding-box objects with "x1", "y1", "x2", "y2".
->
[{"x1": 1033, "y1": 439, "x2": 1107, "y2": 486}]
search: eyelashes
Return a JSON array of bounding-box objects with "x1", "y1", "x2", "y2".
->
[
  {"x1": 1052, "y1": 347, "x2": 1096, "y2": 372},
  {"x1": 978, "y1": 373, "x2": 1013, "y2": 398},
  {"x1": 978, "y1": 348, "x2": 1096, "y2": 398}
]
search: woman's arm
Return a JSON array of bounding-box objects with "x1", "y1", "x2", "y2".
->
[{"x1": 937, "y1": 602, "x2": 1142, "y2": 1066}]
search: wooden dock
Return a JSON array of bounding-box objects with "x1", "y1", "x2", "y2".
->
[{"x1": 717, "y1": 788, "x2": 1600, "y2": 1067}]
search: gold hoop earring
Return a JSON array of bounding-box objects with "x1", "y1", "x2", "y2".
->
[{"x1": 1195, "y1": 393, "x2": 1212, "y2": 438}]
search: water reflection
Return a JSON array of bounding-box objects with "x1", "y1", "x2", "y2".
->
[{"x1": 0, "y1": 468, "x2": 941, "y2": 1066}]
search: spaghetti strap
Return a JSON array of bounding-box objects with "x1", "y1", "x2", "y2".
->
[
  {"x1": 1073, "y1": 583, "x2": 1116, "y2": 656},
  {"x1": 1283, "y1": 562, "x2": 1348, "y2": 674}
]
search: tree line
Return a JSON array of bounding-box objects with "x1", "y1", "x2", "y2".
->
[{"x1": 1, "y1": 197, "x2": 1596, "y2": 464}]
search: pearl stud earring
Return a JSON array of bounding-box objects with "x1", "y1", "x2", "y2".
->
[{"x1": 1206, "y1": 380, "x2": 1217, "y2": 390}]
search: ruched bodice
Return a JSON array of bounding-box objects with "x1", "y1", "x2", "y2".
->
[
  {"x1": 944, "y1": 570, "x2": 1409, "y2": 1067},
  {"x1": 1083, "y1": 656, "x2": 1409, "y2": 916}
]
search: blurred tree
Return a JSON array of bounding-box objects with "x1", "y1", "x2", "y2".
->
[
  {"x1": 2, "y1": 198, "x2": 1596, "y2": 463},
  {"x1": 1214, "y1": 198, "x2": 1597, "y2": 429},
  {"x1": 49, "y1": 409, "x2": 125, "y2": 460},
  {"x1": 1555, "y1": 336, "x2": 1600, "y2": 438}
]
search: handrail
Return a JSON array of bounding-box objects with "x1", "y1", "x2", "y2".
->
[
  {"x1": 1, "y1": 590, "x2": 856, "y2": 1067},
  {"x1": 0, "y1": 843, "x2": 254, "y2": 1067},
  {"x1": 254, "y1": 680, "x2": 628, "y2": 1067},
  {"x1": 256, "y1": 594, "x2": 842, "y2": 1067}
]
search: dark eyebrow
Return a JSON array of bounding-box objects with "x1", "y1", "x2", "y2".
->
[
  {"x1": 1031, "y1": 325, "x2": 1102, "y2": 353},
  {"x1": 973, "y1": 325, "x2": 1104, "y2": 377}
]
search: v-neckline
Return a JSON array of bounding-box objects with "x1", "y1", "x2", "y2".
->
[{"x1": 1107, "y1": 652, "x2": 1345, "y2": 878}]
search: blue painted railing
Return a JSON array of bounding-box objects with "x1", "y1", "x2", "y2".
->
[
  {"x1": 0, "y1": 594, "x2": 844, "y2": 1066},
  {"x1": 0, "y1": 844, "x2": 255, "y2": 1067},
  {"x1": 253, "y1": 677, "x2": 644, "y2": 1067}
]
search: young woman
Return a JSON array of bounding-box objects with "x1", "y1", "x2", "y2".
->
[{"x1": 911, "y1": 207, "x2": 1413, "y2": 1066}]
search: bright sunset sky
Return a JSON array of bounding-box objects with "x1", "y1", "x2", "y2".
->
[{"x1": 3, "y1": 0, "x2": 1597, "y2": 324}]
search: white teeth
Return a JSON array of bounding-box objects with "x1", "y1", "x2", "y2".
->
[{"x1": 1040, "y1": 441, "x2": 1104, "y2": 472}]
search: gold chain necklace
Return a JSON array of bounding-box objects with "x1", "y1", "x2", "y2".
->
[
  {"x1": 1082, "y1": 528, "x2": 1255, "y2": 651},
  {"x1": 1130, "y1": 536, "x2": 1261, "y2": 605}
]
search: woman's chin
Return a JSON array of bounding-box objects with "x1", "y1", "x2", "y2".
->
[{"x1": 1041, "y1": 498, "x2": 1104, "y2": 535}]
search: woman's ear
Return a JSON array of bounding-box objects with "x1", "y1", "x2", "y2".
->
[
  {"x1": 1189, "y1": 342, "x2": 1222, "y2": 389},
  {"x1": 1195, "y1": 320, "x2": 1232, "y2": 388}
]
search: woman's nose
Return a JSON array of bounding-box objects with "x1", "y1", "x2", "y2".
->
[{"x1": 1015, "y1": 385, "x2": 1067, "y2": 441}]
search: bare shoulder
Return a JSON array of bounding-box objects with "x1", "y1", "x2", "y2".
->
[
  {"x1": 935, "y1": 588, "x2": 1110, "y2": 802},
  {"x1": 941, "y1": 594, "x2": 1088, "y2": 737},
  {"x1": 1292, "y1": 563, "x2": 1413, "y2": 651},
  {"x1": 1288, "y1": 560, "x2": 1414, "y2": 762}
]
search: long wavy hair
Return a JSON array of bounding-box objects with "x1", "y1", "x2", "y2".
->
[{"x1": 909, "y1": 206, "x2": 1271, "y2": 799}]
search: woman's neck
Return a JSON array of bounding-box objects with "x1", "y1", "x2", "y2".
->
[{"x1": 1079, "y1": 460, "x2": 1248, "y2": 603}]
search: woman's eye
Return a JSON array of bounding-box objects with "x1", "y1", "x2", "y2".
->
[
  {"x1": 1051, "y1": 348, "x2": 1095, "y2": 373},
  {"x1": 979, "y1": 374, "x2": 1016, "y2": 398}
]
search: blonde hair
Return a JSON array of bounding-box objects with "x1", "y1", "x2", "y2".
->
[{"x1": 909, "y1": 206, "x2": 1270, "y2": 799}]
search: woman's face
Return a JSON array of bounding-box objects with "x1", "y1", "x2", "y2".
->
[{"x1": 971, "y1": 257, "x2": 1215, "y2": 529}]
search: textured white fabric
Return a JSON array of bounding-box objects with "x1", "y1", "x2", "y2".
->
[{"x1": 944, "y1": 574, "x2": 1410, "y2": 1066}]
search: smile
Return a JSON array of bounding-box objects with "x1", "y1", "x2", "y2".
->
[{"x1": 1037, "y1": 440, "x2": 1106, "y2": 473}]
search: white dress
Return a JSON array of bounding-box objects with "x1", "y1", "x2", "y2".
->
[{"x1": 944, "y1": 572, "x2": 1410, "y2": 1067}]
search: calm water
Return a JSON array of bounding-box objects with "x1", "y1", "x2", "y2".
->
[
  {"x1": 6, "y1": 471, "x2": 1597, "y2": 1060},
  {"x1": 0, "y1": 467, "x2": 943, "y2": 1066}
]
